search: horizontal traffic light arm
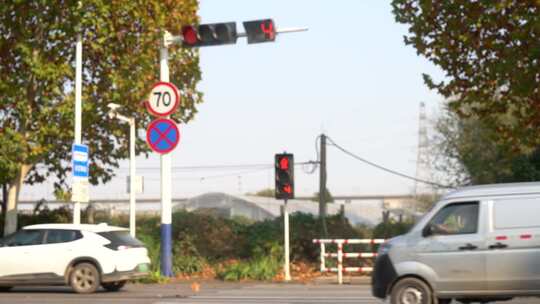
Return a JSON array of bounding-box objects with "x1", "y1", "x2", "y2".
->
[
  {"x1": 236, "y1": 27, "x2": 308, "y2": 37},
  {"x1": 163, "y1": 24, "x2": 308, "y2": 48}
]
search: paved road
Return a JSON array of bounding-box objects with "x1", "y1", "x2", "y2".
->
[{"x1": 1, "y1": 282, "x2": 540, "y2": 304}]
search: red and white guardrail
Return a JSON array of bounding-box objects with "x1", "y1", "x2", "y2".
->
[{"x1": 312, "y1": 239, "x2": 385, "y2": 284}]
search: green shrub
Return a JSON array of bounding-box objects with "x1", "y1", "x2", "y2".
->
[
  {"x1": 137, "y1": 233, "x2": 161, "y2": 273},
  {"x1": 172, "y1": 210, "x2": 244, "y2": 261},
  {"x1": 172, "y1": 235, "x2": 207, "y2": 274},
  {"x1": 0, "y1": 206, "x2": 376, "y2": 281},
  {"x1": 216, "y1": 239, "x2": 282, "y2": 281}
]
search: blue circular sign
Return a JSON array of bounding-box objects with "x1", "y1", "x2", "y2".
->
[{"x1": 146, "y1": 118, "x2": 180, "y2": 154}]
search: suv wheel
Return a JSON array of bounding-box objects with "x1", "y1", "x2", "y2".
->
[
  {"x1": 102, "y1": 280, "x2": 126, "y2": 292},
  {"x1": 70, "y1": 262, "x2": 100, "y2": 294},
  {"x1": 391, "y1": 277, "x2": 434, "y2": 304}
]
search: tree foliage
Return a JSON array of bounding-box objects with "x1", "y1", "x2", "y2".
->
[
  {"x1": 432, "y1": 106, "x2": 540, "y2": 186},
  {"x1": 0, "y1": 0, "x2": 202, "y2": 233},
  {"x1": 392, "y1": 1, "x2": 540, "y2": 146}
]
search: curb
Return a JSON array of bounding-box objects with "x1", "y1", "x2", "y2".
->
[{"x1": 311, "y1": 276, "x2": 371, "y2": 285}]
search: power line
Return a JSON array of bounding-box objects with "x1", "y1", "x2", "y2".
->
[
  {"x1": 145, "y1": 167, "x2": 272, "y2": 181},
  {"x1": 141, "y1": 160, "x2": 319, "y2": 182},
  {"x1": 138, "y1": 163, "x2": 271, "y2": 172},
  {"x1": 121, "y1": 161, "x2": 315, "y2": 172},
  {"x1": 325, "y1": 136, "x2": 453, "y2": 189}
]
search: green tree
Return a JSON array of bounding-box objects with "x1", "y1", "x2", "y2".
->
[
  {"x1": 392, "y1": 1, "x2": 540, "y2": 146},
  {"x1": 0, "y1": 0, "x2": 202, "y2": 235},
  {"x1": 432, "y1": 106, "x2": 540, "y2": 187}
]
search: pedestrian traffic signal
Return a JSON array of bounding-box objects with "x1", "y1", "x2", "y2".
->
[
  {"x1": 181, "y1": 22, "x2": 238, "y2": 47},
  {"x1": 275, "y1": 153, "x2": 294, "y2": 200},
  {"x1": 243, "y1": 19, "x2": 276, "y2": 44}
]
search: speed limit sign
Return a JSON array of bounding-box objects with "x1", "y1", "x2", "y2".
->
[{"x1": 146, "y1": 82, "x2": 180, "y2": 117}]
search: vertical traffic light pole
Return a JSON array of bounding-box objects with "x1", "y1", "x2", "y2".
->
[
  {"x1": 275, "y1": 153, "x2": 294, "y2": 282},
  {"x1": 284, "y1": 197, "x2": 291, "y2": 281},
  {"x1": 159, "y1": 34, "x2": 173, "y2": 277},
  {"x1": 158, "y1": 21, "x2": 306, "y2": 278}
]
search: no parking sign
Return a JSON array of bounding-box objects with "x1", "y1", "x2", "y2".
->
[{"x1": 146, "y1": 118, "x2": 180, "y2": 154}]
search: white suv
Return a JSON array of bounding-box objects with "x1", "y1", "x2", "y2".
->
[{"x1": 0, "y1": 223, "x2": 150, "y2": 293}]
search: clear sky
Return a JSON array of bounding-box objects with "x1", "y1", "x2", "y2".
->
[{"x1": 21, "y1": 0, "x2": 445, "y2": 200}]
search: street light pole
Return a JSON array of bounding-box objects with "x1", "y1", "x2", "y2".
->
[
  {"x1": 107, "y1": 104, "x2": 137, "y2": 237},
  {"x1": 129, "y1": 117, "x2": 136, "y2": 237}
]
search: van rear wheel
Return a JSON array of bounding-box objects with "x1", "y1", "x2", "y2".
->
[{"x1": 391, "y1": 277, "x2": 434, "y2": 304}]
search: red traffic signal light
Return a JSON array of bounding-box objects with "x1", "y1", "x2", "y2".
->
[
  {"x1": 181, "y1": 22, "x2": 238, "y2": 47},
  {"x1": 279, "y1": 157, "x2": 289, "y2": 170},
  {"x1": 243, "y1": 19, "x2": 276, "y2": 44},
  {"x1": 275, "y1": 153, "x2": 294, "y2": 200},
  {"x1": 182, "y1": 26, "x2": 198, "y2": 45}
]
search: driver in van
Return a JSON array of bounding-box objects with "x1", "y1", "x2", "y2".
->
[{"x1": 434, "y1": 206, "x2": 477, "y2": 235}]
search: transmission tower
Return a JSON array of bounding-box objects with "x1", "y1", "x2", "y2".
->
[{"x1": 414, "y1": 102, "x2": 432, "y2": 196}]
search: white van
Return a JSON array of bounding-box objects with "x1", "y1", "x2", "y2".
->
[{"x1": 372, "y1": 182, "x2": 540, "y2": 304}]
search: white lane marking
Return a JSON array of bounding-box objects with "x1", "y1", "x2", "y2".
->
[{"x1": 191, "y1": 296, "x2": 376, "y2": 300}]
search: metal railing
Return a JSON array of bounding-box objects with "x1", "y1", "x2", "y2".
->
[{"x1": 312, "y1": 239, "x2": 385, "y2": 284}]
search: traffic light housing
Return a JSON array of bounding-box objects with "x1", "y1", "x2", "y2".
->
[
  {"x1": 243, "y1": 19, "x2": 276, "y2": 44},
  {"x1": 275, "y1": 153, "x2": 294, "y2": 200},
  {"x1": 181, "y1": 22, "x2": 238, "y2": 47}
]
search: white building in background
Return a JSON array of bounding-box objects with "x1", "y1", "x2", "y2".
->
[{"x1": 18, "y1": 193, "x2": 418, "y2": 227}]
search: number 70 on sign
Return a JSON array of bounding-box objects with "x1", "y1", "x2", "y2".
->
[{"x1": 145, "y1": 82, "x2": 180, "y2": 117}]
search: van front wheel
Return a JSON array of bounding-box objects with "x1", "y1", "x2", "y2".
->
[{"x1": 390, "y1": 277, "x2": 434, "y2": 304}]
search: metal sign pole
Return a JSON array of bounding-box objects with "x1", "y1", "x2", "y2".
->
[
  {"x1": 159, "y1": 37, "x2": 173, "y2": 277},
  {"x1": 284, "y1": 198, "x2": 291, "y2": 281},
  {"x1": 73, "y1": 34, "x2": 82, "y2": 224}
]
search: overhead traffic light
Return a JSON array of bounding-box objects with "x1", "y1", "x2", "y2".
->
[
  {"x1": 275, "y1": 153, "x2": 294, "y2": 200},
  {"x1": 181, "y1": 22, "x2": 238, "y2": 47},
  {"x1": 243, "y1": 19, "x2": 276, "y2": 44}
]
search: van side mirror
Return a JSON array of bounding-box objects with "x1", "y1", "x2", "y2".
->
[{"x1": 422, "y1": 224, "x2": 434, "y2": 237}]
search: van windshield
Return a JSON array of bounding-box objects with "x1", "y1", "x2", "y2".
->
[{"x1": 410, "y1": 203, "x2": 438, "y2": 231}]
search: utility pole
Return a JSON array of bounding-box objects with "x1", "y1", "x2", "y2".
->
[{"x1": 319, "y1": 134, "x2": 328, "y2": 237}]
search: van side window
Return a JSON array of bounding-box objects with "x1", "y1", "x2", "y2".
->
[
  {"x1": 428, "y1": 202, "x2": 479, "y2": 235},
  {"x1": 494, "y1": 197, "x2": 540, "y2": 229}
]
